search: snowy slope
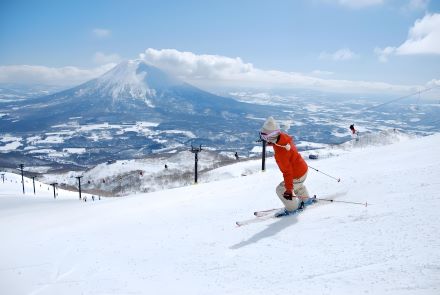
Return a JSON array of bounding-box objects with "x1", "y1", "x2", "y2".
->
[{"x1": 1, "y1": 134, "x2": 440, "y2": 294}]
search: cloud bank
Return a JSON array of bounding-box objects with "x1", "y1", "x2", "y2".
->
[
  {"x1": 140, "y1": 48, "x2": 422, "y2": 95},
  {"x1": 0, "y1": 64, "x2": 115, "y2": 86},
  {"x1": 0, "y1": 48, "x2": 435, "y2": 97}
]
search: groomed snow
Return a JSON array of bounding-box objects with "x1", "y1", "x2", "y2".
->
[{"x1": 1, "y1": 134, "x2": 440, "y2": 294}]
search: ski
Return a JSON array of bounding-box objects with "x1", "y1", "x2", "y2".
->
[
  {"x1": 236, "y1": 196, "x2": 317, "y2": 227},
  {"x1": 254, "y1": 208, "x2": 282, "y2": 217},
  {"x1": 236, "y1": 209, "x2": 286, "y2": 227},
  {"x1": 253, "y1": 195, "x2": 314, "y2": 217}
]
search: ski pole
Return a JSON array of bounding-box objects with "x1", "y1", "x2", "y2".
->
[
  {"x1": 308, "y1": 165, "x2": 341, "y2": 182},
  {"x1": 315, "y1": 196, "x2": 368, "y2": 207},
  {"x1": 295, "y1": 195, "x2": 368, "y2": 206}
]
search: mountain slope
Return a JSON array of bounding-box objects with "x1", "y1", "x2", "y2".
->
[{"x1": 1, "y1": 133, "x2": 439, "y2": 294}]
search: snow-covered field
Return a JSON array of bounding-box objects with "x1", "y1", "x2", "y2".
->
[{"x1": 1, "y1": 134, "x2": 440, "y2": 294}]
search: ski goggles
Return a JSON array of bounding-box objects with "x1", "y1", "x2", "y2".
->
[{"x1": 260, "y1": 130, "x2": 280, "y2": 142}]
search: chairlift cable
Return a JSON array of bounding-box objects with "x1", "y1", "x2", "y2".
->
[{"x1": 363, "y1": 84, "x2": 440, "y2": 111}]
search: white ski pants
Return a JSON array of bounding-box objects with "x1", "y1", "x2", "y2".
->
[{"x1": 275, "y1": 172, "x2": 310, "y2": 211}]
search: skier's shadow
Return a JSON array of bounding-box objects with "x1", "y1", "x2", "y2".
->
[{"x1": 230, "y1": 215, "x2": 298, "y2": 249}]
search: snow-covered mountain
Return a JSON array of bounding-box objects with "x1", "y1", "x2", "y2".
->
[
  {"x1": 2, "y1": 60, "x2": 260, "y2": 131},
  {"x1": 1, "y1": 133, "x2": 439, "y2": 294},
  {"x1": 0, "y1": 60, "x2": 271, "y2": 168},
  {"x1": 73, "y1": 61, "x2": 156, "y2": 108}
]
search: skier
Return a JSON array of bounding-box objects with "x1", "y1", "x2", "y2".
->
[
  {"x1": 349, "y1": 124, "x2": 356, "y2": 135},
  {"x1": 349, "y1": 124, "x2": 359, "y2": 141},
  {"x1": 260, "y1": 117, "x2": 310, "y2": 211}
]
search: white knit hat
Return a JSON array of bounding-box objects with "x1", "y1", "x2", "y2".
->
[
  {"x1": 260, "y1": 117, "x2": 280, "y2": 142},
  {"x1": 261, "y1": 116, "x2": 280, "y2": 134}
]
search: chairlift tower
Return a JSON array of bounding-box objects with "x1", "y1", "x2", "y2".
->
[
  {"x1": 50, "y1": 183, "x2": 58, "y2": 199},
  {"x1": 261, "y1": 139, "x2": 266, "y2": 172},
  {"x1": 31, "y1": 176, "x2": 36, "y2": 195},
  {"x1": 190, "y1": 145, "x2": 203, "y2": 184},
  {"x1": 76, "y1": 176, "x2": 83, "y2": 200},
  {"x1": 19, "y1": 164, "x2": 25, "y2": 194},
  {"x1": 256, "y1": 135, "x2": 267, "y2": 172}
]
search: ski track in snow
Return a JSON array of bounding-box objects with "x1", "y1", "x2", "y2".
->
[{"x1": 1, "y1": 134, "x2": 440, "y2": 294}]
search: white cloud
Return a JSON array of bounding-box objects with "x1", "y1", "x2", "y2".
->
[
  {"x1": 319, "y1": 48, "x2": 359, "y2": 61},
  {"x1": 139, "y1": 48, "x2": 254, "y2": 80},
  {"x1": 375, "y1": 13, "x2": 440, "y2": 61},
  {"x1": 397, "y1": 13, "x2": 440, "y2": 54},
  {"x1": 93, "y1": 28, "x2": 111, "y2": 38},
  {"x1": 0, "y1": 63, "x2": 116, "y2": 86},
  {"x1": 333, "y1": 0, "x2": 384, "y2": 9},
  {"x1": 402, "y1": 0, "x2": 430, "y2": 12},
  {"x1": 93, "y1": 52, "x2": 121, "y2": 64},
  {"x1": 139, "y1": 48, "x2": 421, "y2": 95},
  {"x1": 374, "y1": 46, "x2": 395, "y2": 62},
  {"x1": 426, "y1": 79, "x2": 440, "y2": 88},
  {"x1": 311, "y1": 70, "x2": 334, "y2": 76}
]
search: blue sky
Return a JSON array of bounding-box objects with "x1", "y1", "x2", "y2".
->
[{"x1": 0, "y1": 0, "x2": 439, "y2": 95}]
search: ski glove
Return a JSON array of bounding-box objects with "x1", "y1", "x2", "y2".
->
[{"x1": 283, "y1": 191, "x2": 293, "y2": 200}]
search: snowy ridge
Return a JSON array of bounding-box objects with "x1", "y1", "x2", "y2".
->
[
  {"x1": 301, "y1": 128, "x2": 416, "y2": 159},
  {"x1": 38, "y1": 129, "x2": 420, "y2": 196},
  {"x1": 340, "y1": 128, "x2": 416, "y2": 148},
  {"x1": 41, "y1": 150, "x2": 240, "y2": 195}
]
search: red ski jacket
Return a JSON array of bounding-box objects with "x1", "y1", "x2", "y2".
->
[{"x1": 269, "y1": 132, "x2": 308, "y2": 192}]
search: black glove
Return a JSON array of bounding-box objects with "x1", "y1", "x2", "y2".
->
[{"x1": 283, "y1": 191, "x2": 293, "y2": 200}]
